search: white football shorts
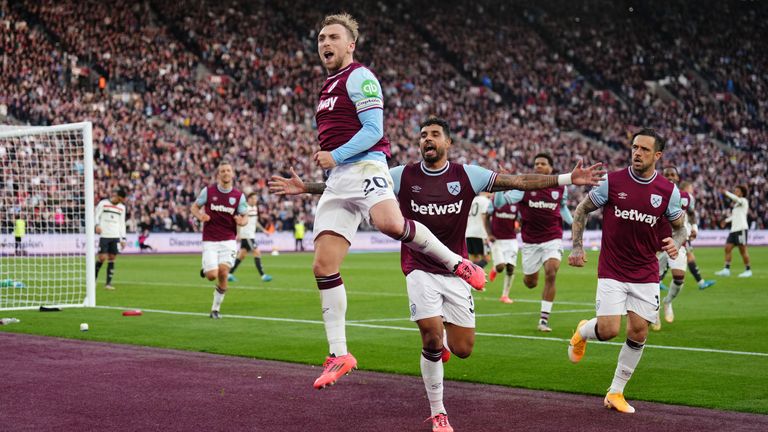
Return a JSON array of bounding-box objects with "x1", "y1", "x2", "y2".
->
[
  {"x1": 313, "y1": 160, "x2": 396, "y2": 243},
  {"x1": 595, "y1": 278, "x2": 660, "y2": 323},
  {"x1": 491, "y1": 239, "x2": 519, "y2": 267},
  {"x1": 521, "y1": 238, "x2": 562, "y2": 275},
  {"x1": 660, "y1": 246, "x2": 687, "y2": 272},
  {"x1": 664, "y1": 247, "x2": 688, "y2": 271},
  {"x1": 202, "y1": 240, "x2": 238, "y2": 272},
  {"x1": 406, "y1": 270, "x2": 475, "y2": 328}
]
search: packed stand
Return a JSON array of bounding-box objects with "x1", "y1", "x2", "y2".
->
[{"x1": 1, "y1": 0, "x2": 765, "y2": 233}]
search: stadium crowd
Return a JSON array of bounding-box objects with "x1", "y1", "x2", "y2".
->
[{"x1": 1, "y1": 0, "x2": 765, "y2": 235}]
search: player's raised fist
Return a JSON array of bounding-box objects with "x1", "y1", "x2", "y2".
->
[
  {"x1": 568, "y1": 248, "x2": 587, "y2": 267},
  {"x1": 314, "y1": 151, "x2": 336, "y2": 169}
]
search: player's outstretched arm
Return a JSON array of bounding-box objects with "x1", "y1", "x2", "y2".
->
[
  {"x1": 490, "y1": 160, "x2": 605, "y2": 191},
  {"x1": 568, "y1": 196, "x2": 599, "y2": 267},
  {"x1": 269, "y1": 168, "x2": 326, "y2": 195},
  {"x1": 569, "y1": 160, "x2": 606, "y2": 186}
]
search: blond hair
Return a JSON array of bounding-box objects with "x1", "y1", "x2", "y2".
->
[{"x1": 321, "y1": 13, "x2": 359, "y2": 42}]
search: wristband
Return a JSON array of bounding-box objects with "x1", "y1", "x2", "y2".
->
[{"x1": 557, "y1": 173, "x2": 572, "y2": 186}]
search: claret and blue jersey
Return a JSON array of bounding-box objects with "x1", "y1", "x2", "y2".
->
[
  {"x1": 195, "y1": 186, "x2": 248, "y2": 242},
  {"x1": 495, "y1": 186, "x2": 572, "y2": 244},
  {"x1": 315, "y1": 63, "x2": 390, "y2": 165},
  {"x1": 588, "y1": 167, "x2": 683, "y2": 283},
  {"x1": 390, "y1": 162, "x2": 497, "y2": 276}
]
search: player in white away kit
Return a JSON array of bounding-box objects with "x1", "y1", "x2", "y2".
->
[
  {"x1": 297, "y1": 13, "x2": 487, "y2": 390},
  {"x1": 228, "y1": 192, "x2": 272, "y2": 283},
  {"x1": 715, "y1": 185, "x2": 752, "y2": 278},
  {"x1": 465, "y1": 193, "x2": 492, "y2": 268},
  {"x1": 678, "y1": 181, "x2": 716, "y2": 290},
  {"x1": 568, "y1": 129, "x2": 687, "y2": 414},
  {"x1": 271, "y1": 117, "x2": 606, "y2": 431},
  {"x1": 191, "y1": 162, "x2": 248, "y2": 319},
  {"x1": 94, "y1": 188, "x2": 127, "y2": 290},
  {"x1": 652, "y1": 168, "x2": 714, "y2": 331}
]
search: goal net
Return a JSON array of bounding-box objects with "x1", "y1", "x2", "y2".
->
[{"x1": 0, "y1": 122, "x2": 95, "y2": 310}]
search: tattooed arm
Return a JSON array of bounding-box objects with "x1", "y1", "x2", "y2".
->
[
  {"x1": 305, "y1": 182, "x2": 326, "y2": 195},
  {"x1": 490, "y1": 173, "x2": 558, "y2": 191},
  {"x1": 568, "y1": 196, "x2": 600, "y2": 267},
  {"x1": 490, "y1": 160, "x2": 605, "y2": 192},
  {"x1": 669, "y1": 217, "x2": 688, "y2": 259}
]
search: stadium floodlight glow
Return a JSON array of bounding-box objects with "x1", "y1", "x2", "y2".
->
[{"x1": 0, "y1": 122, "x2": 95, "y2": 310}]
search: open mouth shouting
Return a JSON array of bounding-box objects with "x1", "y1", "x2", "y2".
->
[{"x1": 422, "y1": 142, "x2": 438, "y2": 159}]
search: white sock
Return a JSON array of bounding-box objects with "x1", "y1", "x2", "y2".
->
[
  {"x1": 404, "y1": 220, "x2": 462, "y2": 270},
  {"x1": 211, "y1": 289, "x2": 225, "y2": 312},
  {"x1": 321, "y1": 286, "x2": 348, "y2": 356},
  {"x1": 502, "y1": 273, "x2": 514, "y2": 297},
  {"x1": 540, "y1": 300, "x2": 553, "y2": 323},
  {"x1": 610, "y1": 339, "x2": 645, "y2": 394},
  {"x1": 664, "y1": 279, "x2": 683, "y2": 304},
  {"x1": 421, "y1": 351, "x2": 446, "y2": 416},
  {"x1": 578, "y1": 317, "x2": 599, "y2": 340}
]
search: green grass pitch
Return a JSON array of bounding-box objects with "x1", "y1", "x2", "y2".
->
[{"x1": 2, "y1": 247, "x2": 767, "y2": 414}]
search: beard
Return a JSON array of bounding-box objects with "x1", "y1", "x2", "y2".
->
[
  {"x1": 422, "y1": 146, "x2": 445, "y2": 164},
  {"x1": 632, "y1": 159, "x2": 655, "y2": 176}
]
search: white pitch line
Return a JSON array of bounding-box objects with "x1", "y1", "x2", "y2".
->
[
  {"x1": 95, "y1": 305, "x2": 323, "y2": 325},
  {"x1": 473, "y1": 308, "x2": 595, "y2": 318},
  {"x1": 116, "y1": 279, "x2": 596, "y2": 306},
  {"x1": 347, "y1": 317, "x2": 411, "y2": 323},
  {"x1": 348, "y1": 309, "x2": 594, "y2": 323},
  {"x1": 93, "y1": 305, "x2": 768, "y2": 358}
]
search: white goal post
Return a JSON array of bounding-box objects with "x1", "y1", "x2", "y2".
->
[{"x1": 0, "y1": 122, "x2": 95, "y2": 310}]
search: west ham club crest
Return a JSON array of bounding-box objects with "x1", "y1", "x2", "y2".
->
[{"x1": 447, "y1": 181, "x2": 461, "y2": 196}]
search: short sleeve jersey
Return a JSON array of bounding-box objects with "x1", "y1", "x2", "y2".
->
[
  {"x1": 465, "y1": 195, "x2": 492, "y2": 238},
  {"x1": 588, "y1": 168, "x2": 683, "y2": 283},
  {"x1": 196, "y1": 185, "x2": 247, "y2": 242},
  {"x1": 489, "y1": 201, "x2": 518, "y2": 240},
  {"x1": 239, "y1": 205, "x2": 260, "y2": 239},
  {"x1": 391, "y1": 162, "x2": 497, "y2": 276},
  {"x1": 315, "y1": 63, "x2": 390, "y2": 157},
  {"x1": 518, "y1": 186, "x2": 567, "y2": 244}
]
